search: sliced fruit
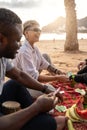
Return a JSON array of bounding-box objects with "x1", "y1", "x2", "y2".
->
[
  {"x1": 76, "y1": 97, "x2": 84, "y2": 109},
  {"x1": 69, "y1": 104, "x2": 81, "y2": 121},
  {"x1": 75, "y1": 107, "x2": 87, "y2": 121}
]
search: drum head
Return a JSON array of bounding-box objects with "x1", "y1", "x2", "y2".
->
[{"x1": 2, "y1": 101, "x2": 21, "y2": 114}]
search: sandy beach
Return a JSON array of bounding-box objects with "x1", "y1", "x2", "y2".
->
[{"x1": 36, "y1": 39, "x2": 87, "y2": 74}]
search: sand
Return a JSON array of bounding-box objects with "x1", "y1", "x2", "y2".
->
[{"x1": 36, "y1": 39, "x2": 87, "y2": 74}]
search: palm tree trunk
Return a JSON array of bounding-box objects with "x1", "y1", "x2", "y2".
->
[{"x1": 64, "y1": 0, "x2": 79, "y2": 52}]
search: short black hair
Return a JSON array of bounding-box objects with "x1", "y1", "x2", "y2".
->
[{"x1": 0, "y1": 8, "x2": 22, "y2": 25}]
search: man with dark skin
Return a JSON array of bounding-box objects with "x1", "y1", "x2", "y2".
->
[{"x1": 0, "y1": 8, "x2": 68, "y2": 130}]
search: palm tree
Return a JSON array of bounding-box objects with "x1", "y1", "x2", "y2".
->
[{"x1": 64, "y1": 0, "x2": 79, "y2": 52}]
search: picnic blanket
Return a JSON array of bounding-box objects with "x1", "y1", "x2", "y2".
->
[{"x1": 50, "y1": 81, "x2": 87, "y2": 130}]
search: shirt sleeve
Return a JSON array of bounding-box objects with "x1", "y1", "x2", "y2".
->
[
  {"x1": 74, "y1": 73, "x2": 87, "y2": 84},
  {"x1": 6, "y1": 59, "x2": 14, "y2": 71}
]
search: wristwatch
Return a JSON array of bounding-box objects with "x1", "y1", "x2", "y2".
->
[{"x1": 42, "y1": 85, "x2": 48, "y2": 93}]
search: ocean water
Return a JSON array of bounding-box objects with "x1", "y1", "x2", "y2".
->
[{"x1": 39, "y1": 33, "x2": 87, "y2": 40}]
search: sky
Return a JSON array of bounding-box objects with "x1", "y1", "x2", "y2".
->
[{"x1": 0, "y1": 0, "x2": 87, "y2": 27}]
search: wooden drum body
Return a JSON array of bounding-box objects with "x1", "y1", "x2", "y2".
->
[{"x1": 2, "y1": 101, "x2": 21, "y2": 114}]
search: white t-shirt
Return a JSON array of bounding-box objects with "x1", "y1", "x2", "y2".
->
[
  {"x1": 13, "y1": 40, "x2": 49, "y2": 80},
  {"x1": 0, "y1": 58, "x2": 14, "y2": 94}
]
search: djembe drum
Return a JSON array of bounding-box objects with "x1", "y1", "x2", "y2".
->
[{"x1": 2, "y1": 101, "x2": 21, "y2": 115}]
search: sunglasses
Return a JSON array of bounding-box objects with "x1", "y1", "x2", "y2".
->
[{"x1": 29, "y1": 28, "x2": 41, "y2": 33}]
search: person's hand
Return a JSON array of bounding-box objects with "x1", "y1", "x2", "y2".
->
[
  {"x1": 42, "y1": 84, "x2": 63, "y2": 102},
  {"x1": 77, "y1": 61, "x2": 86, "y2": 70},
  {"x1": 55, "y1": 91, "x2": 63, "y2": 103},
  {"x1": 35, "y1": 94, "x2": 58, "y2": 113},
  {"x1": 47, "y1": 89, "x2": 63, "y2": 103},
  {"x1": 50, "y1": 87, "x2": 63, "y2": 103},
  {"x1": 56, "y1": 75, "x2": 69, "y2": 83}
]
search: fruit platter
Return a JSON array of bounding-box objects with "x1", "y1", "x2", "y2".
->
[{"x1": 50, "y1": 81, "x2": 87, "y2": 130}]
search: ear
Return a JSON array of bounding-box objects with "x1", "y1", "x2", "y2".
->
[
  {"x1": 0, "y1": 33, "x2": 8, "y2": 46},
  {"x1": 24, "y1": 31, "x2": 29, "y2": 39}
]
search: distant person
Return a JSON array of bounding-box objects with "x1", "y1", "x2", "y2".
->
[
  {"x1": 13, "y1": 20, "x2": 68, "y2": 97},
  {"x1": 53, "y1": 38, "x2": 55, "y2": 42},
  {"x1": 0, "y1": 8, "x2": 68, "y2": 130},
  {"x1": 77, "y1": 59, "x2": 87, "y2": 71}
]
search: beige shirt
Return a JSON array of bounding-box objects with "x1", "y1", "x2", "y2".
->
[{"x1": 13, "y1": 40, "x2": 49, "y2": 79}]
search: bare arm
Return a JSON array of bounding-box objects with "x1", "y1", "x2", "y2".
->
[
  {"x1": 38, "y1": 74, "x2": 69, "y2": 83},
  {"x1": 47, "y1": 65, "x2": 61, "y2": 74},
  {"x1": 47, "y1": 65, "x2": 65, "y2": 75},
  {"x1": 0, "y1": 102, "x2": 39, "y2": 130},
  {"x1": 6, "y1": 67, "x2": 67, "y2": 99},
  {"x1": 0, "y1": 94, "x2": 58, "y2": 130},
  {"x1": 6, "y1": 67, "x2": 45, "y2": 92},
  {"x1": 6, "y1": 67, "x2": 69, "y2": 89}
]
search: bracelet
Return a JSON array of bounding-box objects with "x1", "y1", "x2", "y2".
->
[
  {"x1": 69, "y1": 75, "x2": 75, "y2": 80},
  {"x1": 72, "y1": 75, "x2": 75, "y2": 79},
  {"x1": 42, "y1": 85, "x2": 48, "y2": 93},
  {"x1": 54, "y1": 69, "x2": 58, "y2": 74},
  {"x1": 47, "y1": 65, "x2": 60, "y2": 74},
  {"x1": 54, "y1": 69, "x2": 60, "y2": 74}
]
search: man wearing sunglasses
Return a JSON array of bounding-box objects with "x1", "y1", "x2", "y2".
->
[{"x1": 13, "y1": 20, "x2": 69, "y2": 98}]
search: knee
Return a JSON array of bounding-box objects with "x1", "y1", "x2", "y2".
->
[{"x1": 42, "y1": 53, "x2": 52, "y2": 64}]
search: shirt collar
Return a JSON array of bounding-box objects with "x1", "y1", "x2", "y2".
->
[{"x1": 25, "y1": 40, "x2": 35, "y2": 51}]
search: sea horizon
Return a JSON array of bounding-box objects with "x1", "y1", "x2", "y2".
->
[{"x1": 39, "y1": 32, "x2": 87, "y2": 40}]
